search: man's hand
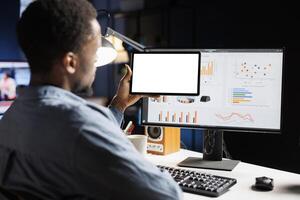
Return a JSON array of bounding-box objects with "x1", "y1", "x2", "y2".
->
[{"x1": 109, "y1": 64, "x2": 143, "y2": 113}]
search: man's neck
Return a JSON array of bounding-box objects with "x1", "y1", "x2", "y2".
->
[{"x1": 29, "y1": 73, "x2": 71, "y2": 91}]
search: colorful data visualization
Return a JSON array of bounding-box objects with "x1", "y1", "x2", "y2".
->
[{"x1": 142, "y1": 49, "x2": 283, "y2": 130}]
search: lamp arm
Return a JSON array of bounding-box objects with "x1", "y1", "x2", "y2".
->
[{"x1": 106, "y1": 27, "x2": 146, "y2": 52}]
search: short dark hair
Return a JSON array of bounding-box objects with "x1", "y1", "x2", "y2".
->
[{"x1": 17, "y1": 0, "x2": 97, "y2": 74}]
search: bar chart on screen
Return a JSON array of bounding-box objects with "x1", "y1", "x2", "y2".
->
[
  {"x1": 158, "y1": 110, "x2": 198, "y2": 124},
  {"x1": 200, "y1": 59, "x2": 217, "y2": 85},
  {"x1": 232, "y1": 88, "x2": 253, "y2": 104}
]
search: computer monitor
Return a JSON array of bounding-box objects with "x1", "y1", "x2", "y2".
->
[
  {"x1": 0, "y1": 61, "x2": 30, "y2": 116},
  {"x1": 142, "y1": 49, "x2": 284, "y2": 170}
]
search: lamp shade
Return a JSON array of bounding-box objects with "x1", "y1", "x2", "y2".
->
[{"x1": 94, "y1": 36, "x2": 117, "y2": 67}]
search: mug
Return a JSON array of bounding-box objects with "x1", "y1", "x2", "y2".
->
[{"x1": 127, "y1": 134, "x2": 148, "y2": 155}]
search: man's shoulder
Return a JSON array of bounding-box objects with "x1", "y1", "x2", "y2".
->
[{"x1": 49, "y1": 99, "x2": 112, "y2": 125}]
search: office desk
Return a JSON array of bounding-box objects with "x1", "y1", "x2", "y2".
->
[{"x1": 147, "y1": 149, "x2": 300, "y2": 200}]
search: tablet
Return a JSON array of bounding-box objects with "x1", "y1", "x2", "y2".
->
[{"x1": 130, "y1": 51, "x2": 200, "y2": 95}]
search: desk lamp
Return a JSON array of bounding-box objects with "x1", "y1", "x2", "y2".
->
[
  {"x1": 95, "y1": 10, "x2": 146, "y2": 67},
  {"x1": 95, "y1": 36, "x2": 118, "y2": 67}
]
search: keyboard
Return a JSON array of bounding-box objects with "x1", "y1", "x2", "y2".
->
[{"x1": 157, "y1": 165, "x2": 237, "y2": 197}]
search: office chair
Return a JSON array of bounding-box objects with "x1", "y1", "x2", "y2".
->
[{"x1": 0, "y1": 146, "x2": 41, "y2": 200}]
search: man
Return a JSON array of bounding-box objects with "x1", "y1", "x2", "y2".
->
[{"x1": 0, "y1": 0, "x2": 182, "y2": 199}]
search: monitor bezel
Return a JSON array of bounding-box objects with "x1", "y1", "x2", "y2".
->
[
  {"x1": 129, "y1": 51, "x2": 201, "y2": 96},
  {"x1": 141, "y1": 48, "x2": 285, "y2": 134},
  {"x1": 0, "y1": 59, "x2": 29, "y2": 68}
]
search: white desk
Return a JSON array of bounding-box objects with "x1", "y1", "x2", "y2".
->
[{"x1": 147, "y1": 149, "x2": 300, "y2": 200}]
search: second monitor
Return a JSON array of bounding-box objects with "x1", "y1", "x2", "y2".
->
[
  {"x1": 142, "y1": 49, "x2": 284, "y2": 170},
  {"x1": 142, "y1": 49, "x2": 283, "y2": 131}
]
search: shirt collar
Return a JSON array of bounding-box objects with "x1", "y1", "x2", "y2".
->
[{"x1": 16, "y1": 85, "x2": 87, "y2": 104}]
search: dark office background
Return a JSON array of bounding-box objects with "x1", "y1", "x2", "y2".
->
[{"x1": 1, "y1": 0, "x2": 300, "y2": 174}]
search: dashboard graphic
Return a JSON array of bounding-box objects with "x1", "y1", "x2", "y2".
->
[
  {"x1": 157, "y1": 110, "x2": 198, "y2": 124},
  {"x1": 142, "y1": 49, "x2": 283, "y2": 131},
  {"x1": 201, "y1": 61, "x2": 214, "y2": 76},
  {"x1": 235, "y1": 61, "x2": 273, "y2": 79},
  {"x1": 200, "y1": 58, "x2": 218, "y2": 85},
  {"x1": 232, "y1": 88, "x2": 253, "y2": 104},
  {"x1": 215, "y1": 112, "x2": 254, "y2": 123}
]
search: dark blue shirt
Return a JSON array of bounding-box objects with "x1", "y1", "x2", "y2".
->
[{"x1": 0, "y1": 85, "x2": 182, "y2": 200}]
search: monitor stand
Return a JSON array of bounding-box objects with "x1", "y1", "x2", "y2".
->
[{"x1": 177, "y1": 129, "x2": 239, "y2": 171}]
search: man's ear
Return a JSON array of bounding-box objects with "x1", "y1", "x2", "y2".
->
[{"x1": 63, "y1": 52, "x2": 78, "y2": 74}]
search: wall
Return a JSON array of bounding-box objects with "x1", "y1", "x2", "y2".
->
[{"x1": 0, "y1": 0, "x2": 24, "y2": 60}]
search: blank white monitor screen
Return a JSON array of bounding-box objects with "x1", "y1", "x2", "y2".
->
[
  {"x1": 130, "y1": 52, "x2": 200, "y2": 95},
  {"x1": 142, "y1": 49, "x2": 284, "y2": 132}
]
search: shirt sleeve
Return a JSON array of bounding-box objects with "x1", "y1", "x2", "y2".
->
[
  {"x1": 108, "y1": 106, "x2": 124, "y2": 127},
  {"x1": 85, "y1": 102, "x2": 124, "y2": 128},
  {"x1": 73, "y1": 119, "x2": 183, "y2": 200}
]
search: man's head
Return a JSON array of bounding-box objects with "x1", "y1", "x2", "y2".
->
[{"x1": 17, "y1": 0, "x2": 100, "y2": 92}]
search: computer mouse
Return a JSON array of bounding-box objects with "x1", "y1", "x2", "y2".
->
[{"x1": 253, "y1": 176, "x2": 274, "y2": 191}]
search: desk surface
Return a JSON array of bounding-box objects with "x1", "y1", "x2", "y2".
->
[{"x1": 146, "y1": 149, "x2": 300, "y2": 200}]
